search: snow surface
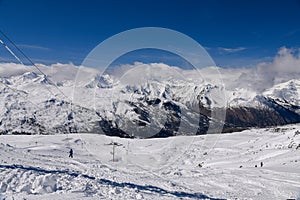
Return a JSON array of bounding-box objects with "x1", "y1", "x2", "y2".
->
[{"x1": 0, "y1": 124, "x2": 300, "y2": 199}]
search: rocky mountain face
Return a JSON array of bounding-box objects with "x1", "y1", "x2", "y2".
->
[{"x1": 0, "y1": 65, "x2": 299, "y2": 138}]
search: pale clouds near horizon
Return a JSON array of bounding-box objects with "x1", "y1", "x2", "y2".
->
[{"x1": 0, "y1": 47, "x2": 299, "y2": 92}]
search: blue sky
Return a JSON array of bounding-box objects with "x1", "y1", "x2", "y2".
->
[{"x1": 0, "y1": 0, "x2": 300, "y2": 67}]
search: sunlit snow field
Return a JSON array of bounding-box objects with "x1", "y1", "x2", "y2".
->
[{"x1": 0, "y1": 124, "x2": 299, "y2": 199}]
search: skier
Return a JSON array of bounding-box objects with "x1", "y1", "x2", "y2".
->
[
  {"x1": 69, "y1": 148, "x2": 73, "y2": 158},
  {"x1": 260, "y1": 161, "x2": 263, "y2": 167}
]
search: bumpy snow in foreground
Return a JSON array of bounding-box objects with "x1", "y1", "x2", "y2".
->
[{"x1": 0, "y1": 124, "x2": 300, "y2": 200}]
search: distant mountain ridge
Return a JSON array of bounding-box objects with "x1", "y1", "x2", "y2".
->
[{"x1": 0, "y1": 63, "x2": 299, "y2": 137}]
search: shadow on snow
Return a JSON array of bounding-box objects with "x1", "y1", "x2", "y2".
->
[{"x1": 0, "y1": 164, "x2": 225, "y2": 200}]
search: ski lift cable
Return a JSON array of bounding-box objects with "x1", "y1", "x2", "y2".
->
[
  {"x1": 0, "y1": 30, "x2": 70, "y2": 102},
  {"x1": 0, "y1": 39, "x2": 24, "y2": 65},
  {"x1": 0, "y1": 80, "x2": 40, "y2": 108},
  {"x1": 1, "y1": 31, "x2": 108, "y2": 154},
  {"x1": 0, "y1": 31, "x2": 93, "y2": 153},
  {"x1": 0, "y1": 31, "x2": 74, "y2": 138},
  {"x1": 0, "y1": 75, "x2": 72, "y2": 136},
  {"x1": 0, "y1": 80, "x2": 56, "y2": 135},
  {"x1": 0, "y1": 35, "x2": 60, "y2": 101},
  {"x1": 0, "y1": 31, "x2": 85, "y2": 137},
  {"x1": 0, "y1": 33, "x2": 70, "y2": 121}
]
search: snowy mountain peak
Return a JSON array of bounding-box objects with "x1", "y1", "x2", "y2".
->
[
  {"x1": 8, "y1": 71, "x2": 52, "y2": 86},
  {"x1": 0, "y1": 63, "x2": 299, "y2": 136},
  {"x1": 85, "y1": 74, "x2": 114, "y2": 88},
  {"x1": 263, "y1": 79, "x2": 300, "y2": 106}
]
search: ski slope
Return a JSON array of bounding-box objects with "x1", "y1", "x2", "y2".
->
[{"x1": 0, "y1": 124, "x2": 300, "y2": 199}]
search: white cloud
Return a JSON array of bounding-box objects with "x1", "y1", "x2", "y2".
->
[
  {"x1": 257, "y1": 47, "x2": 300, "y2": 80},
  {"x1": 231, "y1": 47, "x2": 300, "y2": 92},
  {"x1": 257, "y1": 47, "x2": 300, "y2": 74},
  {"x1": 218, "y1": 47, "x2": 247, "y2": 53},
  {"x1": 18, "y1": 44, "x2": 50, "y2": 51},
  {"x1": 0, "y1": 62, "x2": 99, "y2": 85},
  {"x1": 0, "y1": 46, "x2": 299, "y2": 93}
]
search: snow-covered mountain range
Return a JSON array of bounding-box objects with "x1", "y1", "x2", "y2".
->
[{"x1": 0, "y1": 62, "x2": 299, "y2": 137}]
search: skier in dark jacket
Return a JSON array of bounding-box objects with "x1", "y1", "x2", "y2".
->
[{"x1": 69, "y1": 148, "x2": 73, "y2": 158}]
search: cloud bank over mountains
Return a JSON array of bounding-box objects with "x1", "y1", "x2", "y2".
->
[
  {"x1": 0, "y1": 47, "x2": 299, "y2": 136},
  {"x1": 230, "y1": 47, "x2": 300, "y2": 92},
  {"x1": 0, "y1": 47, "x2": 299, "y2": 94}
]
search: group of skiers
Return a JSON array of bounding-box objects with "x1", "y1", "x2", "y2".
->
[
  {"x1": 68, "y1": 148, "x2": 266, "y2": 170},
  {"x1": 255, "y1": 162, "x2": 263, "y2": 168}
]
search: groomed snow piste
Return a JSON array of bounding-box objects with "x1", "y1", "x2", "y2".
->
[{"x1": 0, "y1": 124, "x2": 300, "y2": 200}]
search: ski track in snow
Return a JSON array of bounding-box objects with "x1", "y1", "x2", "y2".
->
[{"x1": 0, "y1": 124, "x2": 300, "y2": 199}]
